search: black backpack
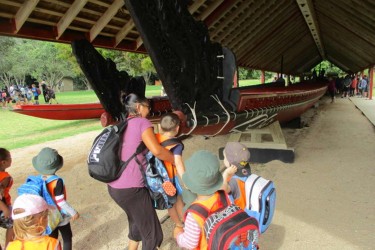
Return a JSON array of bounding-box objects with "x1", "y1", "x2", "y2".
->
[{"x1": 87, "y1": 118, "x2": 144, "y2": 183}]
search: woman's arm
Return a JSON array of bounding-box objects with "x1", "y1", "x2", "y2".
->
[{"x1": 142, "y1": 127, "x2": 174, "y2": 163}]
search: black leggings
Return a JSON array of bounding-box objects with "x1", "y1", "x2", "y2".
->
[
  {"x1": 50, "y1": 223, "x2": 73, "y2": 250},
  {"x1": 108, "y1": 186, "x2": 163, "y2": 250}
]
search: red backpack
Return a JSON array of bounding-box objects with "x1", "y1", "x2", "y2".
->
[{"x1": 187, "y1": 191, "x2": 260, "y2": 250}]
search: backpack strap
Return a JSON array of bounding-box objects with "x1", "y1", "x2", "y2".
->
[
  {"x1": 160, "y1": 138, "x2": 182, "y2": 147},
  {"x1": 186, "y1": 190, "x2": 229, "y2": 220},
  {"x1": 43, "y1": 175, "x2": 60, "y2": 184},
  {"x1": 186, "y1": 203, "x2": 210, "y2": 220},
  {"x1": 231, "y1": 175, "x2": 248, "y2": 182}
]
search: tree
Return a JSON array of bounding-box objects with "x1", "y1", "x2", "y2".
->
[
  {"x1": 29, "y1": 41, "x2": 74, "y2": 88},
  {"x1": 0, "y1": 37, "x2": 16, "y2": 87}
]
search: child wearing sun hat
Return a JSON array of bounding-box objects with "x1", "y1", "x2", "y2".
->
[
  {"x1": 31, "y1": 147, "x2": 79, "y2": 250},
  {"x1": 222, "y1": 142, "x2": 252, "y2": 209},
  {"x1": 174, "y1": 150, "x2": 229, "y2": 249},
  {"x1": 7, "y1": 194, "x2": 61, "y2": 250}
]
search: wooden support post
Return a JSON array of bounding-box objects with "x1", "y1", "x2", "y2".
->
[
  {"x1": 261, "y1": 70, "x2": 265, "y2": 84},
  {"x1": 369, "y1": 66, "x2": 373, "y2": 100}
]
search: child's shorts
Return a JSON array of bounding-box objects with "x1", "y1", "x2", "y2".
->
[{"x1": 0, "y1": 212, "x2": 13, "y2": 229}]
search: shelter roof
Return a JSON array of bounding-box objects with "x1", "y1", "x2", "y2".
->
[{"x1": 0, "y1": 0, "x2": 374, "y2": 74}]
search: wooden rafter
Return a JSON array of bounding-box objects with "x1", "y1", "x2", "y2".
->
[
  {"x1": 296, "y1": 0, "x2": 325, "y2": 59},
  {"x1": 115, "y1": 19, "x2": 135, "y2": 47},
  {"x1": 89, "y1": 0, "x2": 124, "y2": 42},
  {"x1": 14, "y1": 0, "x2": 39, "y2": 33},
  {"x1": 188, "y1": 0, "x2": 205, "y2": 14},
  {"x1": 56, "y1": 0, "x2": 88, "y2": 39},
  {"x1": 198, "y1": 0, "x2": 224, "y2": 21},
  {"x1": 210, "y1": 0, "x2": 253, "y2": 40}
]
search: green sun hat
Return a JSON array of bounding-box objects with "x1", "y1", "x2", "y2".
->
[
  {"x1": 32, "y1": 147, "x2": 63, "y2": 175},
  {"x1": 182, "y1": 150, "x2": 223, "y2": 196}
]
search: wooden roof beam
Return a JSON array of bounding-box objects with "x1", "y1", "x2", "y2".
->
[
  {"x1": 14, "y1": 0, "x2": 39, "y2": 33},
  {"x1": 296, "y1": 0, "x2": 325, "y2": 59},
  {"x1": 115, "y1": 19, "x2": 135, "y2": 47},
  {"x1": 211, "y1": 0, "x2": 254, "y2": 40},
  {"x1": 56, "y1": 0, "x2": 88, "y2": 39},
  {"x1": 198, "y1": 0, "x2": 224, "y2": 21},
  {"x1": 204, "y1": 0, "x2": 237, "y2": 28},
  {"x1": 188, "y1": 0, "x2": 205, "y2": 14},
  {"x1": 89, "y1": 0, "x2": 124, "y2": 42}
]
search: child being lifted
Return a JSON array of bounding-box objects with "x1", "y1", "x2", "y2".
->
[{"x1": 157, "y1": 113, "x2": 185, "y2": 230}]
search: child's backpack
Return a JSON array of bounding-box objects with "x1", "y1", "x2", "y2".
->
[
  {"x1": 87, "y1": 118, "x2": 144, "y2": 183},
  {"x1": 239, "y1": 174, "x2": 276, "y2": 234},
  {"x1": 187, "y1": 190, "x2": 259, "y2": 250},
  {"x1": 144, "y1": 150, "x2": 177, "y2": 210},
  {"x1": 142, "y1": 138, "x2": 183, "y2": 210},
  {"x1": 17, "y1": 175, "x2": 63, "y2": 234},
  {"x1": 36, "y1": 88, "x2": 41, "y2": 95}
]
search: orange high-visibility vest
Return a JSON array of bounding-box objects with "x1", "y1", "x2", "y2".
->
[
  {"x1": 45, "y1": 178, "x2": 67, "y2": 211},
  {"x1": 0, "y1": 171, "x2": 13, "y2": 205},
  {"x1": 232, "y1": 178, "x2": 247, "y2": 209},
  {"x1": 155, "y1": 133, "x2": 180, "y2": 179}
]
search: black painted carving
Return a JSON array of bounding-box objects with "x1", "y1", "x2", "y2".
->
[
  {"x1": 71, "y1": 39, "x2": 145, "y2": 120},
  {"x1": 125, "y1": 0, "x2": 225, "y2": 113}
]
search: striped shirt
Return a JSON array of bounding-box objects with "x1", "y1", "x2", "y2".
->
[{"x1": 176, "y1": 213, "x2": 201, "y2": 249}]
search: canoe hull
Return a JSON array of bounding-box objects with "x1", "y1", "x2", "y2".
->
[
  {"x1": 12, "y1": 103, "x2": 105, "y2": 120},
  {"x1": 11, "y1": 82, "x2": 328, "y2": 136}
]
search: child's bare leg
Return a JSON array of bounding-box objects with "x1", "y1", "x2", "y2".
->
[
  {"x1": 128, "y1": 239, "x2": 139, "y2": 250},
  {"x1": 175, "y1": 196, "x2": 184, "y2": 221},
  {"x1": 168, "y1": 205, "x2": 183, "y2": 227}
]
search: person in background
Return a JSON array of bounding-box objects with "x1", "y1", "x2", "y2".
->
[
  {"x1": 46, "y1": 86, "x2": 59, "y2": 104},
  {"x1": 328, "y1": 77, "x2": 336, "y2": 103},
  {"x1": 31, "y1": 84, "x2": 40, "y2": 105},
  {"x1": 7, "y1": 194, "x2": 61, "y2": 250}
]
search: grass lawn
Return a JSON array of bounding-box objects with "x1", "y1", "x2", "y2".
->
[{"x1": 1, "y1": 85, "x2": 163, "y2": 150}]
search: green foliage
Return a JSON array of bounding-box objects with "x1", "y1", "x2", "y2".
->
[
  {"x1": 312, "y1": 60, "x2": 344, "y2": 75},
  {"x1": 0, "y1": 36, "x2": 157, "y2": 91},
  {"x1": 238, "y1": 67, "x2": 274, "y2": 81}
]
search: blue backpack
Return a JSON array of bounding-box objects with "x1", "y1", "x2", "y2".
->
[
  {"x1": 142, "y1": 138, "x2": 182, "y2": 210},
  {"x1": 18, "y1": 175, "x2": 63, "y2": 234},
  {"x1": 230, "y1": 174, "x2": 276, "y2": 234},
  {"x1": 144, "y1": 151, "x2": 177, "y2": 210}
]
